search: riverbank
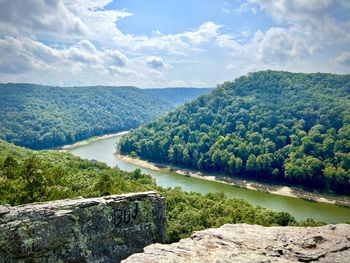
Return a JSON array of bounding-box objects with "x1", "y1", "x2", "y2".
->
[
  {"x1": 63, "y1": 132, "x2": 350, "y2": 223},
  {"x1": 60, "y1": 131, "x2": 129, "y2": 151},
  {"x1": 116, "y1": 153, "x2": 350, "y2": 208}
]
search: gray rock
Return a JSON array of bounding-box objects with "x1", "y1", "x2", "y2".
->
[
  {"x1": 0, "y1": 191, "x2": 166, "y2": 263},
  {"x1": 0, "y1": 206, "x2": 10, "y2": 216},
  {"x1": 123, "y1": 223, "x2": 350, "y2": 263}
]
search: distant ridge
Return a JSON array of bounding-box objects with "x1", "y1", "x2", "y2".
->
[
  {"x1": 0, "y1": 83, "x2": 211, "y2": 149},
  {"x1": 145, "y1": 87, "x2": 213, "y2": 106}
]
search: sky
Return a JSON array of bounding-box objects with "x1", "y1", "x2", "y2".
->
[{"x1": 0, "y1": 0, "x2": 349, "y2": 87}]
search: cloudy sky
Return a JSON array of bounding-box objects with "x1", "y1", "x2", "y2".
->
[{"x1": 0, "y1": 0, "x2": 349, "y2": 87}]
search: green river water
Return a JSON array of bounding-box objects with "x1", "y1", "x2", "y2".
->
[{"x1": 66, "y1": 134, "x2": 350, "y2": 223}]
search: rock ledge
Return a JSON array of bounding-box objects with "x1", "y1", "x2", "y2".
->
[
  {"x1": 0, "y1": 191, "x2": 165, "y2": 263},
  {"x1": 124, "y1": 223, "x2": 350, "y2": 263}
]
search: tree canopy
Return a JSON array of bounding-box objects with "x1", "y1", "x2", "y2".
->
[
  {"x1": 0, "y1": 84, "x2": 212, "y2": 149},
  {"x1": 120, "y1": 71, "x2": 350, "y2": 194}
]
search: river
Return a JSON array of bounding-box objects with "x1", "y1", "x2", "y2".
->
[{"x1": 66, "y1": 133, "x2": 350, "y2": 223}]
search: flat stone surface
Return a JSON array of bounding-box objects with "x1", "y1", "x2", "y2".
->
[
  {"x1": 123, "y1": 223, "x2": 350, "y2": 263},
  {"x1": 0, "y1": 191, "x2": 166, "y2": 263}
]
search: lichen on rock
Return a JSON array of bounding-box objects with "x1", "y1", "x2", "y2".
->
[{"x1": 0, "y1": 191, "x2": 165, "y2": 263}]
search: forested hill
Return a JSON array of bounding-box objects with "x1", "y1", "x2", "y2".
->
[
  {"x1": 145, "y1": 87, "x2": 213, "y2": 106},
  {"x1": 0, "y1": 84, "x2": 210, "y2": 149},
  {"x1": 0, "y1": 84, "x2": 169, "y2": 149},
  {"x1": 120, "y1": 71, "x2": 350, "y2": 194}
]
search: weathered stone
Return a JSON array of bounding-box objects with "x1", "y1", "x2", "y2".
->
[
  {"x1": 123, "y1": 223, "x2": 350, "y2": 263},
  {"x1": 0, "y1": 206, "x2": 10, "y2": 216},
  {"x1": 0, "y1": 191, "x2": 165, "y2": 263}
]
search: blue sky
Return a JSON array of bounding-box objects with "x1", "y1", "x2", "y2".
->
[
  {"x1": 108, "y1": 0, "x2": 273, "y2": 35},
  {"x1": 0, "y1": 0, "x2": 349, "y2": 87}
]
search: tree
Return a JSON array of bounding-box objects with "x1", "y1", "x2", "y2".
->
[
  {"x1": 2, "y1": 155, "x2": 18, "y2": 179},
  {"x1": 22, "y1": 155, "x2": 47, "y2": 202},
  {"x1": 95, "y1": 172, "x2": 113, "y2": 196}
]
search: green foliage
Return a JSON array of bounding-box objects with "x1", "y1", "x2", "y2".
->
[
  {"x1": 0, "y1": 140, "x2": 324, "y2": 243},
  {"x1": 120, "y1": 71, "x2": 350, "y2": 194},
  {"x1": 162, "y1": 189, "x2": 302, "y2": 242},
  {"x1": 0, "y1": 84, "x2": 212, "y2": 150},
  {"x1": 298, "y1": 218, "x2": 326, "y2": 227},
  {"x1": 0, "y1": 84, "x2": 170, "y2": 149},
  {"x1": 0, "y1": 140, "x2": 156, "y2": 205}
]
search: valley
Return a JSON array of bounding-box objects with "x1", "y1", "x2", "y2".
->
[
  {"x1": 1, "y1": 71, "x2": 349, "y2": 259},
  {"x1": 65, "y1": 133, "x2": 350, "y2": 223},
  {"x1": 2, "y1": 2, "x2": 350, "y2": 261}
]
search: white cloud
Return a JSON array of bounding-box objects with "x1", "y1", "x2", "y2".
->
[
  {"x1": 0, "y1": 0, "x2": 88, "y2": 38},
  {"x1": 248, "y1": 0, "x2": 334, "y2": 23},
  {"x1": 252, "y1": 27, "x2": 315, "y2": 63},
  {"x1": 108, "y1": 66, "x2": 136, "y2": 76},
  {"x1": 0, "y1": 0, "x2": 221, "y2": 86},
  {"x1": 63, "y1": 0, "x2": 133, "y2": 41},
  {"x1": 0, "y1": 37, "x2": 128, "y2": 74},
  {"x1": 63, "y1": 0, "x2": 220, "y2": 55},
  {"x1": 105, "y1": 50, "x2": 128, "y2": 67},
  {"x1": 0, "y1": 0, "x2": 348, "y2": 87},
  {"x1": 217, "y1": 0, "x2": 349, "y2": 67},
  {"x1": 217, "y1": 34, "x2": 242, "y2": 51},
  {"x1": 111, "y1": 21, "x2": 222, "y2": 55},
  {"x1": 245, "y1": 0, "x2": 350, "y2": 44},
  {"x1": 236, "y1": 2, "x2": 257, "y2": 14},
  {"x1": 146, "y1": 56, "x2": 171, "y2": 70},
  {"x1": 79, "y1": 40, "x2": 97, "y2": 53},
  {"x1": 0, "y1": 35, "x2": 174, "y2": 87},
  {"x1": 218, "y1": 27, "x2": 316, "y2": 64},
  {"x1": 184, "y1": 22, "x2": 221, "y2": 44},
  {"x1": 0, "y1": 37, "x2": 35, "y2": 74},
  {"x1": 332, "y1": 52, "x2": 350, "y2": 67}
]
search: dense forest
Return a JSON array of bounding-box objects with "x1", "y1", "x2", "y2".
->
[
  {"x1": 119, "y1": 71, "x2": 350, "y2": 194},
  {"x1": 0, "y1": 140, "x2": 322, "y2": 243},
  {"x1": 0, "y1": 84, "x2": 211, "y2": 149},
  {"x1": 145, "y1": 87, "x2": 213, "y2": 106}
]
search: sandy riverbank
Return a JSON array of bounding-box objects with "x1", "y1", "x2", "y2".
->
[
  {"x1": 60, "y1": 131, "x2": 129, "y2": 151},
  {"x1": 115, "y1": 154, "x2": 161, "y2": 171},
  {"x1": 115, "y1": 152, "x2": 350, "y2": 207}
]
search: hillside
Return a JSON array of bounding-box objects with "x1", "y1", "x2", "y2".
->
[
  {"x1": 0, "y1": 84, "x2": 212, "y2": 150},
  {"x1": 0, "y1": 140, "x2": 321, "y2": 243},
  {"x1": 145, "y1": 88, "x2": 213, "y2": 106},
  {"x1": 119, "y1": 71, "x2": 350, "y2": 194}
]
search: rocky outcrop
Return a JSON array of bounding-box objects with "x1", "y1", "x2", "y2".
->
[
  {"x1": 124, "y1": 223, "x2": 350, "y2": 263},
  {"x1": 0, "y1": 191, "x2": 165, "y2": 263}
]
